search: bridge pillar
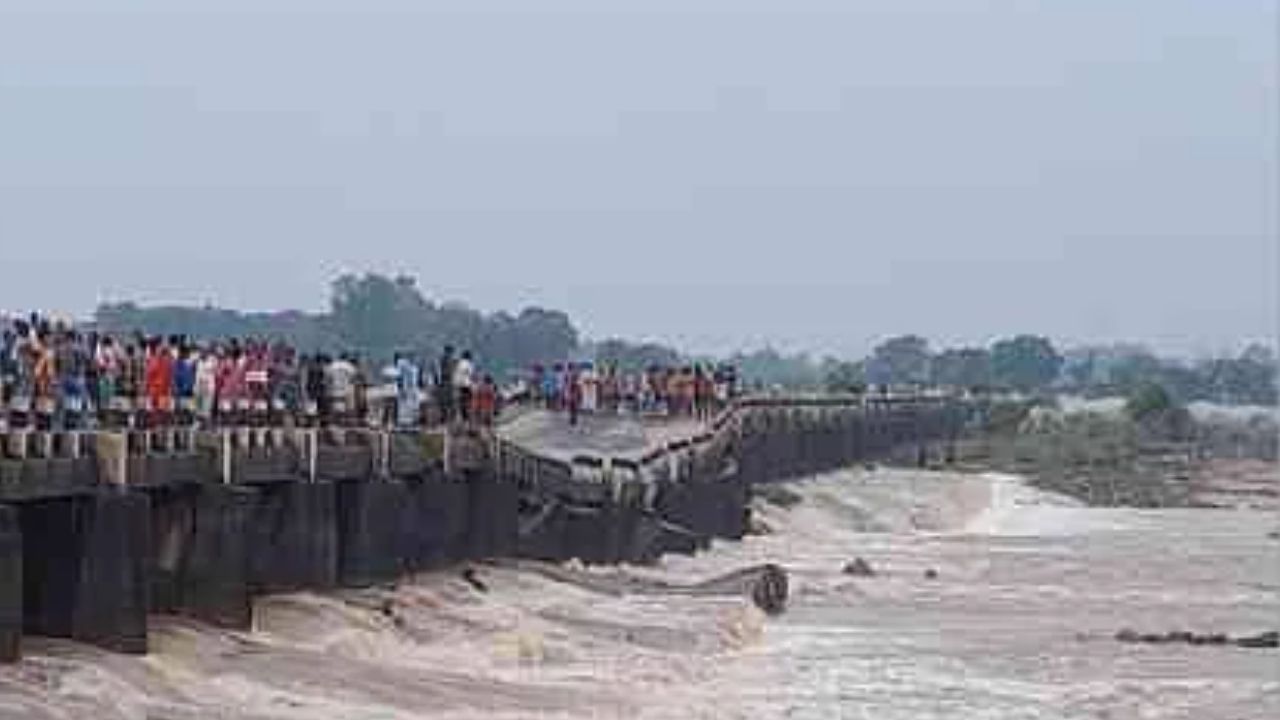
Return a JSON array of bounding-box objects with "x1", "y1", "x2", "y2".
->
[
  {"x1": 148, "y1": 483, "x2": 256, "y2": 629},
  {"x1": 246, "y1": 481, "x2": 337, "y2": 594},
  {"x1": 465, "y1": 468, "x2": 518, "y2": 560},
  {"x1": 336, "y1": 477, "x2": 413, "y2": 587},
  {"x1": 0, "y1": 505, "x2": 21, "y2": 663},
  {"x1": 405, "y1": 469, "x2": 472, "y2": 569},
  {"x1": 19, "y1": 489, "x2": 150, "y2": 654}
]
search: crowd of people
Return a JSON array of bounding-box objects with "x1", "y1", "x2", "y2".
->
[
  {"x1": 0, "y1": 313, "x2": 738, "y2": 433},
  {"x1": 516, "y1": 362, "x2": 738, "y2": 426},
  {"x1": 0, "y1": 314, "x2": 503, "y2": 432}
]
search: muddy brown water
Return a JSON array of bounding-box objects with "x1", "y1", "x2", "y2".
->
[{"x1": 0, "y1": 468, "x2": 1275, "y2": 719}]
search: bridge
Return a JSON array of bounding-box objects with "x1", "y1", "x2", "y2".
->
[{"x1": 0, "y1": 394, "x2": 958, "y2": 662}]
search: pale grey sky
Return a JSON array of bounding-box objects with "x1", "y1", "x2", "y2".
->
[{"x1": 1, "y1": 0, "x2": 1276, "y2": 358}]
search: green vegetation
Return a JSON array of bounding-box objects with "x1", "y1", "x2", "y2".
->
[
  {"x1": 1062, "y1": 343, "x2": 1278, "y2": 406},
  {"x1": 93, "y1": 272, "x2": 1277, "y2": 408},
  {"x1": 588, "y1": 338, "x2": 684, "y2": 372},
  {"x1": 821, "y1": 334, "x2": 1276, "y2": 407},
  {"x1": 96, "y1": 273, "x2": 578, "y2": 375},
  {"x1": 867, "y1": 334, "x2": 931, "y2": 386},
  {"x1": 1125, "y1": 381, "x2": 1175, "y2": 421},
  {"x1": 960, "y1": 387, "x2": 1276, "y2": 507},
  {"x1": 990, "y1": 335, "x2": 1063, "y2": 391}
]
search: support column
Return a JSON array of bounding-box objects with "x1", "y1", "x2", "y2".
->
[
  {"x1": 404, "y1": 470, "x2": 471, "y2": 569},
  {"x1": 464, "y1": 469, "x2": 518, "y2": 560},
  {"x1": 19, "y1": 490, "x2": 150, "y2": 654},
  {"x1": 150, "y1": 484, "x2": 256, "y2": 629},
  {"x1": 336, "y1": 478, "x2": 411, "y2": 587},
  {"x1": 246, "y1": 481, "x2": 337, "y2": 594},
  {"x1": 0, "y1": 505, "x2": 21, "y2": 663}
]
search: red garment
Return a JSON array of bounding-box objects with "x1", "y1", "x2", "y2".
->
[
  {"x1": 217, "y1": 357, "x2": 244, "y2": 402},
  {"x1": 471, "y1": 383, "x2": 497, "y2": 425},
  {"x1": 145, "y1": 350, "x2": 174, "y2": 408}
]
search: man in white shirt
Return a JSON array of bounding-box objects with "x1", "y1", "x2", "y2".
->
[
  {"x1": 326, "y1": 355, "x2": 357, "y2": 424},
  {"x1": 453, "y1": 350, "x2": 475, "y2": 422}
]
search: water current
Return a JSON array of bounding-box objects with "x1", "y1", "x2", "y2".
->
[{"x1": 1, "y1": 468, "x2": 1275, "y2": 719}]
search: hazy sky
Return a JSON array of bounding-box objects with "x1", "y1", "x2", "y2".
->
[{"x1": 1, "y1": 0, "x2": 1276, "y2": 358}]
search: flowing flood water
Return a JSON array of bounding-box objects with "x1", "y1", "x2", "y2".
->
[{"x1": 1, "y1": 468, "x2": 1276, "y2": 719}]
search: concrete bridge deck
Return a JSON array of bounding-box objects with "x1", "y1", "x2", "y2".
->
[{"x1": 497, "y1": 409, "x2": 706, "y2": 464}]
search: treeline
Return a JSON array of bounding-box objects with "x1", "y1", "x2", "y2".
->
[
  {"x1": 90, "y1": 273, "x2": 1276, "y2": 407},
  {"x1": 95, "y1": 273, "x2": 579, "y2": 376},
  {"x1": 822, "y1": 334, "x2": 1278, "y2": 407}
]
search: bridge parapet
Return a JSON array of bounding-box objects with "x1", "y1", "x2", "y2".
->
[{"x1": 0, "y1": 394, "x2": 958, "y2": 500}]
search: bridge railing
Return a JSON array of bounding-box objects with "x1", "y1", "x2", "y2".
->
[{"x1": 0, "y1": 392, "x2": 958, "y2": 499}]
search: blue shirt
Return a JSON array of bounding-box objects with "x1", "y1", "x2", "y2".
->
[{"x1": 173, "y1": 358, "x2": 197, "y2": 397}]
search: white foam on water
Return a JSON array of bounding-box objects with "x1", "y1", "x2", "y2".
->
[{"x1": 1, "y1": 468, "x2": 1276, "y2": 719}]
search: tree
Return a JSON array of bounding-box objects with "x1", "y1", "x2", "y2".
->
[
  {"x1": 930, "y1": 347, "x2": 992, "y2": 390},
  {"x1": 823, "y1": 359, "x2": 866, "y2": 393},
  {"x1": 728, "y1": 348, "x2": 824, "y2": 389},
  {"x1": 1061, "y1": 347, "x2": 1101, "y2": 389},
  {"x1": 1125, "y1": 381, "x2": 1194, "y2": 442},
  {"x1": 1208, "y1": 345, "x2": 1279, "y2": 406},
  {"x1": 1105, "y1": 347, "x2": 1163, "y2": 395},
  {"x1": 1125, "y1": 381, "x2": 1174, "y2": 421},
  {"x1": 592, "y1": 338, "x2": 683, "y2": 371},
  {"x1": 495, "y1": 307, "x2": 578, "y2": 373},
  {"x1": 869, "y1": 335, "x2": 931, "y2": 386},
  {"x1": 990, "y1": 335, "x2": 1062, "y2": 391},
  {"x1": 329, "y1": 273, "x2": 430, "y2": 361}
]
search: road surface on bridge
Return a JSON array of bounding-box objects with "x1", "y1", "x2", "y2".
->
[{"x1": 497, "y1": 409, "x2": 706, "y2": 463}]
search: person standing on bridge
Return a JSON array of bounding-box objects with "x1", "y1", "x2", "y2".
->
[
  {"x1": 472, "y1": 373, "x2": 497, "y2": 427},
  {"x1": 95, "y1": 336, "x2": 122, "y2": 428},
  {"x1": 55, "y1": 329, "x2": 87, "y2": 430},
  {"x1": 436, "y1": 345, "x2": 456, "y2": 424},
  {"x1": 244, "y1": 341, "x2": 270, "y2": 426},
  {"x1": 173, "y1": 345, "x2": 197, "y2": 426},
  {"x1": 566, "y1": 364, "x2": 582, "y2": 426},
  {"x1": 32, "y1": 331, "x2": 56, "y2": 430},
  {"x1": 393, "y1": 351, "x2": 421, "y2": 428},
  {"x1": 580, "y1": 362, "x2": 598, "y2": 415},
  {"x1": 325, "y1": 353, "x2": 357, "y2": 426},
  {"x1": 529, "y1": 363, "x2": 545, "y2": 407},
  {"x1": 194, "y1": 346, "x2": 218, "y2": 427},
  {"x1": 7, "y1": 321, "x2": 35, "y2": 429},
  {"x1": 545, "y1": 363, "x2": 562, "y2": 411},
  {"x1": 145, "y1": 336, "x2": 174, "y2": 428},
  {"x1": 216, "y1": 345, "x2": 243, "y2": 426},
  {"x1": 115, "y1": 342, "x2": 138, "y2": 428},
  {"x1": 269, "y1": 344, "x2": 299, "y2": 425},
  {"x1": 453, "y1": 350, "x2": 475, "y2": 424},
  {"x1": 0, "y1": 327, "x2": 16, "y2": 428},
  {"x1": 302, "y1": 353, "x2": 327, "y2": 425}
]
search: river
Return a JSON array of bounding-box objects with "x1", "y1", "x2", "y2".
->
[{"x1": 1, "y1": 468, "x2": 1275, "y2": 719}]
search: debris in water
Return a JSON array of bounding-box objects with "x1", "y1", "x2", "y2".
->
[
  {"x1": 842, "y1": 557, "x2": 876, "y2": 577},
  {"x1": 1115, "y1": 628, "x2": 1277, "y2": 649},
  {"x1": 462, "y1": 567, "x2": 489, "y2": 593},
  {"x1": 923, "y1": 568, "x2": 939, "y2": 580},
  {"x1": 1235, "y1": 631, "x2": 1279, "y2": 649},
  {"x1": 750, "y1": 564, "x2": 789, "y2": 616}
]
